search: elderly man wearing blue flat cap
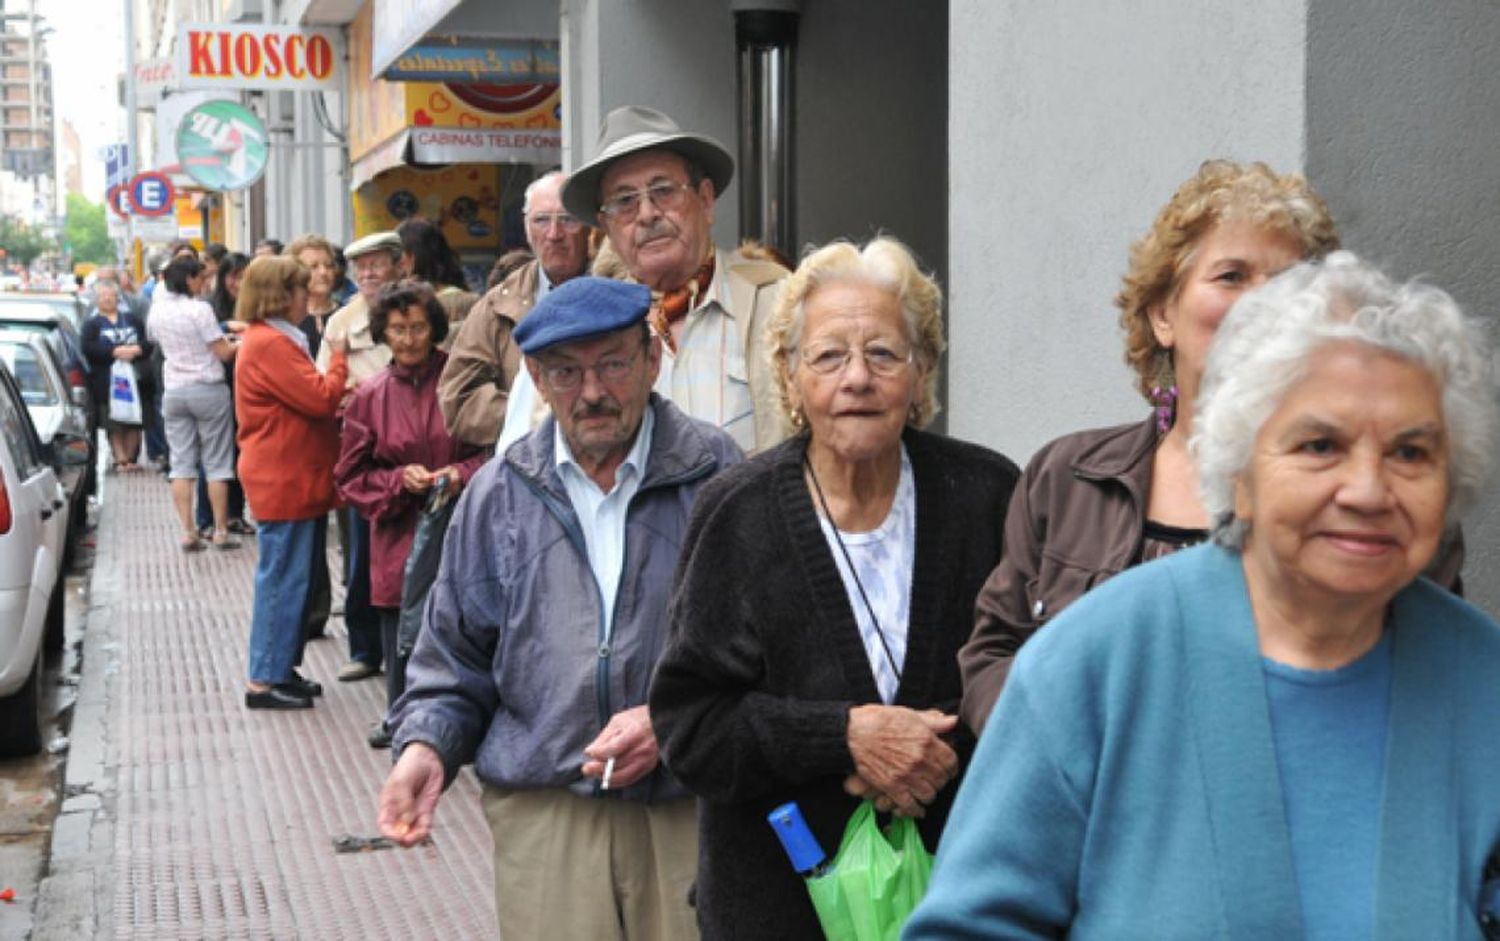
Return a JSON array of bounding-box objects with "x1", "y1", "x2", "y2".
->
[{"x1": 378, "y1": 276, "x2": 742, "y2": 940}]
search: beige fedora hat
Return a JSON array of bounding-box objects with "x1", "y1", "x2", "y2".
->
[{"x1": 562, "y1": 106, "x2": 734, "y2": 221}]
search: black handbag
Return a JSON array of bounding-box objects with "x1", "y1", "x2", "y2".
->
[{"x1": 396, "y1": 483, "x2": 458, "y2": 658}]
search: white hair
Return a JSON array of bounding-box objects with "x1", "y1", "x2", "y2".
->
[
  {"x1": 522, "y1": 170, "x2": 567, "y2": 215},
  {"x1": 1193, "y1": 250, "x2": 1496, "y2": 547}
]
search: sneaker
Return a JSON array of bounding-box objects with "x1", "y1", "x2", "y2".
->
[{"x1": 337, "y1": 660, "x2": 381, "y2": 682}]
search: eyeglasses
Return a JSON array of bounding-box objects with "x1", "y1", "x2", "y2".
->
[
  {"x1": 540, "y1": 344, "x2": 645, "y2": 391},
  {"x1": 527, "y1": 212, "x2": 585, "y2": 233},
  {"x1": 799, "y1": 342, "x2": 915, "y2": 377},
  {"x1": 384, "y1": 322, "x2": 432, "y2": 340},
  {"x1": 599, "y1": 180, "x2": 695, "y2": 222}
]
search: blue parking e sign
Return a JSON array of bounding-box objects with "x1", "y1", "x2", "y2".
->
[{"x1": 128, "y1": 171, "x2": 175, "y2": 217}]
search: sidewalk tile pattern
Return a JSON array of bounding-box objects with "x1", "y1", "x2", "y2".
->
[{"x1": 98, "y1": 475, "x2": 497, "y2": 938}]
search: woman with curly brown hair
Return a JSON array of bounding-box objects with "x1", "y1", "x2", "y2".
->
[{"x1": 958, "y1": 160, "x2": 1363, "y2": 734}]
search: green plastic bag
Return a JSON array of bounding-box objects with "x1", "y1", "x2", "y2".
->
[{"x1": 803, "y1": 801, "x2": 935, "y2": 941}]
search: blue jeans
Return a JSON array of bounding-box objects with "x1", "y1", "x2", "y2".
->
[
  {"x1": 143, "y1": 382, "x2": 167, "y2": 460},
  {"x1": 344, "y1": 507, "x2": 382, "y2": 668},
  {"x1": 247, "y1": 519, "x2": 316, "y2": 684}
]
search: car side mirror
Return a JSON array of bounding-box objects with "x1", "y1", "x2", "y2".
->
[{"x1": 50, "y1": 431, "x2": 91, "y2": 467}]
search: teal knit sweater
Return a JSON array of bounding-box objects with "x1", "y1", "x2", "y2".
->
[{"x1": 907, "y1": 543, "x2": 1500, "y2": 940}]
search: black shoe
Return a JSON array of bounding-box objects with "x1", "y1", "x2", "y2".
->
[
  {"x1": 279, "y1": 670, "x2": 323, "y2": 698},
  {"x1": 246, "y1": 687, "x2": 313, "y2": 710},
  {"x1": 367, "y1": 723, "x2": 393, "y2": 749}
]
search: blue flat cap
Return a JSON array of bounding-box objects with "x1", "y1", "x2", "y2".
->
[{"x1": 514, "y1": 277, "x2": 652, "y2": 354}]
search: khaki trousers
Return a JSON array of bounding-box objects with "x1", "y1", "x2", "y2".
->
[{"x1": 481, "y1": 786, "x2": 699, "y2": 941}]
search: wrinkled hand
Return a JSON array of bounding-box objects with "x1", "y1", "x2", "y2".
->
[
  {"x1": 402, "y1": 464, "x2": 435, "y2": 494},
  {"x1": 378, "y1": 742, "x2": 445, "y2": 847},
  {"x1": 581, "y1": 705, "x2": 659, "y2": 791},
  {"x1": 846, "y1": 705, "x2": 959, "y2": 818}
]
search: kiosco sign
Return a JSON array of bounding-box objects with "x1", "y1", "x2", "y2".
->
[{"x1": 177, "y1": 24, "x2": 342, "y2": 91}]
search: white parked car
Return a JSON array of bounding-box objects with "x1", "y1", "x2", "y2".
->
[
  {"x1": 0, "y1": 358, "x2": 70, "y2": 757},
  {"x1": 0, "y1": 330, "x2": 96, "y2": 553}
]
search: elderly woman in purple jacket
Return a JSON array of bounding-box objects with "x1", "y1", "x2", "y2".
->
[{"x1": 335, "y1": 280, "x2": 486, "y2": 748}]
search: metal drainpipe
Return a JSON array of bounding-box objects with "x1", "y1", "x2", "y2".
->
[{"x1": 732, "y1": 1, "x2": 800, "y2": 258}]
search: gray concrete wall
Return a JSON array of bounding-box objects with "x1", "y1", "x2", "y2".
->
[
  {"x1": 947, "y1": 0, "x2": 1306, "y2": 461},
  {"x1": 794, "y1": 0, "x2": 947, "y2": 282},
  {"x1": 559, "y1": 0, "x2": 740, "y2": 244},
  {"x1": 1306, "y1": 0, "x2": 1500, "y2": 616},
  {"x1": 557, "y1": 0, "x2": 947, "y2": 271}
]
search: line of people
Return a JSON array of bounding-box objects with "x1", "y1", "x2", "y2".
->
[
  {"x1": 118, "y1": 101, "x2": 1500, "y2": 939},
  {"x1": 357, "y1": 106, "x2": 1500, "y2": 940}
]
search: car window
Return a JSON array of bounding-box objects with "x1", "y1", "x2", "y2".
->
[
  {"x1": 0, "y1": 343, "x2": 58, "y2": 406},
  {"x1": 0, "y1": 368, "x2": 46, "y2": 480}
]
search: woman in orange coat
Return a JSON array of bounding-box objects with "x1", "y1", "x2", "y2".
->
[{"x1": 234, "y1": 256, "x2": 348, "y2": 710}]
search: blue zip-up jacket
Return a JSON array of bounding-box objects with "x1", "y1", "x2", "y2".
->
[{"x1": 390, "y1": 394, "x2": 743, "y2": 802}]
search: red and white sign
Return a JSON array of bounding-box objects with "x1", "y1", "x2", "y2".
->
[
  {"x1": 106, "y1": 184, "x2": 130, "y2": 219},
  {"x1": 176, "y1": 23, "x2": 342, "y2": 92},
  {"x1": 127, "y1": 171, "x2": 175, "y2": 217}
]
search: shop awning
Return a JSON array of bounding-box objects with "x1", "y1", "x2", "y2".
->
[{"x1": 349, "y1": 130, "x2": 412, "y2": 191}]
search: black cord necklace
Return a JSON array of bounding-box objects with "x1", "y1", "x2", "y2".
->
[{"x1": 805, "y1": 453, "x2": 903, "y2": 688}]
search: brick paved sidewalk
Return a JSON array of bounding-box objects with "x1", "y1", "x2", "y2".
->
[{"x1": 77, "y1": 472, "x2": 496, "y2": 939}]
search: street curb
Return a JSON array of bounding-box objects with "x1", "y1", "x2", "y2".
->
[{"x1": 31, "y1": 506, "x2": 122, "y2": 940}]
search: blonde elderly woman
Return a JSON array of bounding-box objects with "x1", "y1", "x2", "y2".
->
[
  {"x1": 907, "y1": 252, "x2": 1500, "y2": 938},
  {"x1": 649, "y1": 236, "x2": 1020, "y2": 939},
  {"x1": 958, "y1": 160, "x2": 1364, "y2": 732}
]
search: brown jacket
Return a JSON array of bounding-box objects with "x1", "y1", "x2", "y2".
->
[
  {"x1": 436, "y1": 261, "x2": 538, "y2": 448},
  {"x1": 957, "y1": 416, "x2": 1465, "y2": 735}
]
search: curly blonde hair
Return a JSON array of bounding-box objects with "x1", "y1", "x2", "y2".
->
[
  {"x1": 1116, "y1": 160, "x2": 1340, "y2": 402},
  {"x1": 766, "y1": 236, "x2": 946, "y2": 429}
]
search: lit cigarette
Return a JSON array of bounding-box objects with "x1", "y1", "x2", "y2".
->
[{"x1": 602, "y1": 756, "x2": 616, "y2": 791}]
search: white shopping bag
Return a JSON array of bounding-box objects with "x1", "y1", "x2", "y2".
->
[{"x1": 109, "y1": 360, "x2": 143, "y2": 425}]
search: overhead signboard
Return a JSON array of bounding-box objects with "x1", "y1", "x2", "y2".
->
[
  {"x1": 370, "y1": 0, "x2": 463, "y2": 79},
  {"x1": 383, "y1": 37, "x2": 561, "y2": 84},
  {"x1": 403, "y1": 82, "x2": 561, "y2": 165},
  {"x1": 408, "y1": 127, "x2": 561, "y2": 165},
  {"x1": 176, "y1": 100, "x2": 270, "y2": 192},
  {"x1": 177, "y1": 23, "x2": 342, "y2": 92}
]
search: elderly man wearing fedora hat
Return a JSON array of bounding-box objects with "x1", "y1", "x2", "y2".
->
[
  {"x1": 379, "y1": 275, "x2": 741, "y2": 940},
  {"x1": 316, "y1": 231, "x2": 403, "y2": 686},
  {"x1": 496, "y1": 105, "x2": 793, "y2": 456}
]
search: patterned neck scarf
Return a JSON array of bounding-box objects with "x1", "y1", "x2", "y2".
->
[{"x1": 647, "y1": 251, "x2": 717, "y2": 354}]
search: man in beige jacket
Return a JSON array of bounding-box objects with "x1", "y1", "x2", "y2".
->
[{"x1": 437, "y1": 170, "x2": 590, "y2": 448}]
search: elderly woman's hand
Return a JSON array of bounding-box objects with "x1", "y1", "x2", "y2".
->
[{"x1": 846, "y1": 705, "x2": 959, "y2": 817}]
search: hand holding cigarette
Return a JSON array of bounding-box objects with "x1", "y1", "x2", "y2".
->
[{"x1": 582, "y1": 705, "x2": 660, "y2": 792}]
